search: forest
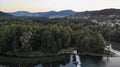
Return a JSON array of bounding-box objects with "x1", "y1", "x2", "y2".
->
[{"x1": 0, "y1": 17, "x2": 119, "y2": 56}]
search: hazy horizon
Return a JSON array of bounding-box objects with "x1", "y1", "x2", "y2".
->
[
  {"x1": 1, "y1": 0, "x2": 120, "y2": 12},
  {"x1": 1, "y1": 8, "x2": 119, "y2": 13}
]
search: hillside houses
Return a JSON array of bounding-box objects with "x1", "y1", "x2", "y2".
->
[{"x1": 98, "y1": 19, "x2": 120, "y2": 27}]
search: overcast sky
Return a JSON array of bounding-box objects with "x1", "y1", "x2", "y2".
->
[{"x1": 0, "y1": 0, "x2": 120, "y2": 12}]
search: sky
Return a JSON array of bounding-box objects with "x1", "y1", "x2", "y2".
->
[{"x1": 0, "y1": 0, "x2": 120, "y2": 12}]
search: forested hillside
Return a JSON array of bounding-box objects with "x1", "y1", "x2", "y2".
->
[{"x1": 0, "y1": 17, "x2": 119, "y2": 56}]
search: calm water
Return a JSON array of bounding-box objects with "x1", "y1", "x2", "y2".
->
[{"x1": 0, "y1": 42, "x2": 120, "y2": 67}]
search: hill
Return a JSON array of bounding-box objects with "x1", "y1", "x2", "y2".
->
[
  {"x1": 0, "y1": 11, "x2": 12, "y2": 17},
  {"x1": 73, "y1": 8, "x2": 120, "y2": 17},
  {"x1": 9, "y1": 10, "x2": 77, "y2": 18}
]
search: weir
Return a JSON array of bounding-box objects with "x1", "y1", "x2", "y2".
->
[
  {"x1": 75, "y1": 55, "x2": 81, "y2": 67},
  {"x1": 109, "y1": 44, "x2": 120, "y2": 56},
  {"x1": 105, "y1": 44, "x2": 120, "y2": 56},
  {"x1": 69, "y1": 50, "x2": 81, "y2": 67}
]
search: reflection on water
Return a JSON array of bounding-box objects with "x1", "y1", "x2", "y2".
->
[
  {"x1": 0, "y1": 42, "x2": 120, "y2": 67},
  {"x1": 1, "y1": 55, "x2": 120, "y2": 67},
  {"x1": 80, "y1": 56, "x2": 105, "y2": 67},
  {"x1": 0, "y1": 54, "x2": 78, "y2": 67}
]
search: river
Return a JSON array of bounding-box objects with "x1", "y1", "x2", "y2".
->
[{"x1": 0, "y1": 41, "x2": 120, "y2": 67}]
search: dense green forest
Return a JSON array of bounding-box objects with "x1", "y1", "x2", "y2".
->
[{"x1": 0, "y1": 17, "x2": 119, "y2": 56}]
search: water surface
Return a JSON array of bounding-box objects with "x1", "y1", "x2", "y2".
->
[{"x1": 0, "y1": 42, "x2": 120, "y2": 67}]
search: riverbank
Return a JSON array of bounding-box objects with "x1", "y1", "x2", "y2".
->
[
  {"x1": 78, "y1": 50, "x2": 116, "y2": 57},
  {"x1": 0, "y1": 48, "x2": 117, "y2": 57},
  {"x1": 57, "y1": 48, "x2": 117, "y2": 57}
]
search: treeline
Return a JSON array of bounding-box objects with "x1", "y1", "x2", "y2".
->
[{"x1": 0, "y1": 17, "x2": 119, "y2": 55}]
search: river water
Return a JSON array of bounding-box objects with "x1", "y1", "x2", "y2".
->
[{"x1": 0, "y1": 42, "x2": 120, "y2": 67}]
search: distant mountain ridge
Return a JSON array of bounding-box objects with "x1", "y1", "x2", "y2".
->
[
  {"x1": 73, "y1": 9, "x2": 120, "y2": 17},
  {"x1": 9, "y1": 11, "x2": 32, "y2": 16},
  {"x1": 0, "y1": 11, "x2": 12, "y2": 17},
  {"x1": 9, "y1": 10, "x2": 77, "y2": 18},
  {"x1": 1, "y1": 8, "x2": 120, "y2": 18}
]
